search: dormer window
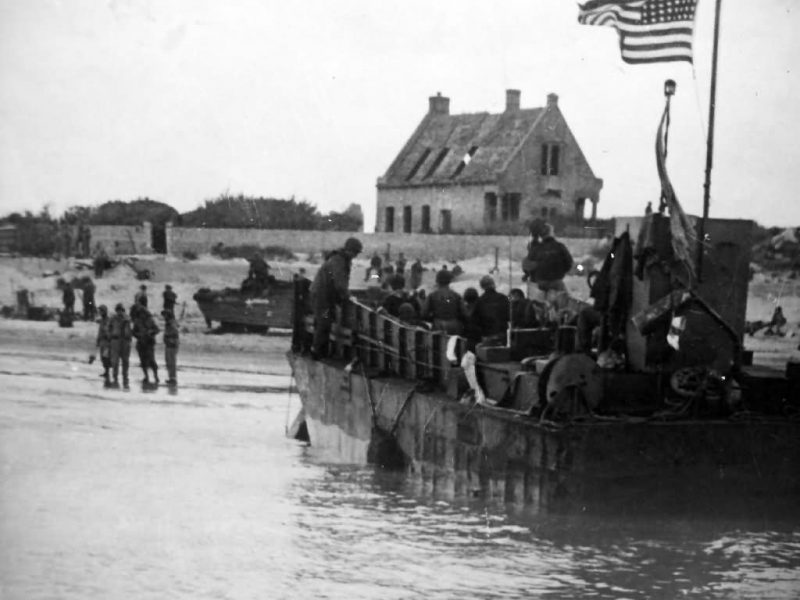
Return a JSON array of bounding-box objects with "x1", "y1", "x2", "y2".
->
[
  {"x1": 540, "y1": 143, "x2": 560, "y2": 176},
  {"x1": 451, "y1": 146, "x2": 479, "y2": 179},
  {"x1": 424, "y1": 148, "x2": 449, "y2": 179},
  {"x1": 406, "y1": 148, "x2": 432, "y2": 181}
]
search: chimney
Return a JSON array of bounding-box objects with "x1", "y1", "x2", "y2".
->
[
  {"x1": 505, "y1": 89, "x2": 521, "y2": 112},
  {"x1": 546, "y1": 92, "x2": 559, "y2": 108},
  {"x1": 428, "y1": 92, "x2": 450, "y2": 115}
]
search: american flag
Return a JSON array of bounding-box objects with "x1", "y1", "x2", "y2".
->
[{"x1": 577, "y1": 0, "x2": 698, "y2": 64}]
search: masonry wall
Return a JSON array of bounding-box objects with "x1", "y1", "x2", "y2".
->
[
  {"x1": 88, "y1": 222, "x2": 153, "y2": 255},
  {"x1": 502, "y1": 104, "x2": 602, "y2": 224},
  {"x1": 165, "y1": 224, "x2": 605, "y2": 263},
  {"x1": 375, "y1": 185, "x2": 490, "y2": 234}
]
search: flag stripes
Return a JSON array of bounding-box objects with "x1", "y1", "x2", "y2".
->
[{"x1": 578, "y1": 0, "x2": 698, "y2": 64}]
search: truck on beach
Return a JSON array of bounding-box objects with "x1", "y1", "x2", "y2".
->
[{"x1": 287, "y1": 214, "x2": 800, "y2": 516}]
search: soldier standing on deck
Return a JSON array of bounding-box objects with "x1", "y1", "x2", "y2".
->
[
  {"x1": 291, "y1": 268, "x2": 312, "y2": 353},
  {"x1": 309, "y1": 237, "x2": 362, "y2": 359},
  {"x1": 522, "y1": 219, "x2": 573, "y2": 302}
]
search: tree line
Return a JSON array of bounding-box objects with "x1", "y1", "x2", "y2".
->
[{"x1": 0, "y1": 195, "x2": 363, "y2": 256}]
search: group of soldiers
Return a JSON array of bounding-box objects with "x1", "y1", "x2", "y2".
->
[
  {"x1": 364, "y1": 251, "x2": 429, "y2": 290},
  {"x1": 91, "y1": 283, "x2": 180, "y2": 388},
  {"x1": 60, "y1": 276, "x2": 97, "y2": 323},
  {"x1": 303, "y1": 220, "x2": 575, "y2": 358}
]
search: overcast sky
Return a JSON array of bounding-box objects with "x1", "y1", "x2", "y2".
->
[{"x1": 1, "y1": 0, "x2": 798, "y2": 230}]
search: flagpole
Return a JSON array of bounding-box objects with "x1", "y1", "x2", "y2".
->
[{"x1": 696, "y1": 0, "x2": 722, "y2": 282}]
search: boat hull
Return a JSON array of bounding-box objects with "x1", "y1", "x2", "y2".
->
[{"x1": 289, "y1": 352, "x2": 800, "y2": 515}]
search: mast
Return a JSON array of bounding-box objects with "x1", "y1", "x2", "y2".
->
[{"x1": 696, "y1": 0, "x2": 723, "y2": 281}]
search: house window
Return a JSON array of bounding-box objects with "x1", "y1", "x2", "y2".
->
[
  {"x1": 403, "y1": 206, "x2": 412, "y2": 233},
  {"x1": 421, "y1": 205, "x2": 431, "y2": 232},
  {"x1": 451, "y1": 146, "x2": 479, "y2": 179},
  {"x1": 424, "y1": 148, "x2": 449, "y2": 179},
  {"x1": 484, "y1": 192, "x2": 497, "y2": 222},
  {"x1": 500, "y1": 193, "x2": 521, "y2": 221},
  {"x1": 385, "y1": 207, "x2": 395, "y2": 232},
  {"x1": 440, "y1": 209, "x2": 452, "y2": 233},
  {"x1": 575, "y1": 198, "x2": 587, "y2": 220},
  {"x1": 540, "y1": 143, "x2": 560, "y2": 176},
  {"x1": 541, "y1": 207, "x2": 548, "y2": 217},
  {"x1": 406, "y1": 148, "x2": 431, "y2": 181}
]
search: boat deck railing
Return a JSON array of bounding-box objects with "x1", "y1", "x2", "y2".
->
[{"x1": 327, "y1": 297, "x2": 468, "y2": 388}]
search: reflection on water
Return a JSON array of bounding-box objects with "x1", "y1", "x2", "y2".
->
[
  {"x1": 289, "y1": 466, "x2": 800, "y2": 599},
  {"x1": 0, "y1": 351, "x2": 798, "y2": 599}
]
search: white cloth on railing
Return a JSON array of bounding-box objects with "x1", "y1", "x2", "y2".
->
[{"x1": 461, "y1": 350, "x2": 495, "y2": 406}]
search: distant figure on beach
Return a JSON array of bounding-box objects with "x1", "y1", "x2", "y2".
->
[
  {"x1": 395, "y1": 253, "x2": 407, "y2": 277},
  {"x1": 94, "y1": 305, "x2": 111, "y2": 385},
  {"x1": 409, "y1": 259, "x2": 424, "y2": 290},
  {"x1": 309, "y1": 237, "x2": 362, "y2": 359},
  {"x1": 132, "y1": 305, "x2": 160, "y2": 384},
  {"x1": 162, "y1": 284, "x2": 177, "y2": 313},
  {"x1": 93, "y1": 244, "x2": 108, "y2": 278},
  {"x1": 108, "y1": 303, "x2": 132, "y2": 388},
  {"x1": 134, "y1": 284, "x2": 148, "y2": 308},
  {"x1": 82, "y1": 277, "x2": 96, "y2": 321},
  {"x1": 162, "y1": 309, "x2": 179, "y2": 386},
  {"x1": 765, "y1": 306, "x2": 788, "y2": 336},
  {"x1": 62, "y1": 280, "x2": 75, "y2": 321},
  {"x1": 365, "y1": 251, "x2": 382, "y2": 282}
]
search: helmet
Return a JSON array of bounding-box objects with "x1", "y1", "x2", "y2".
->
[
  {"x1": 98, "y1": 304, "x2": 108, "y2": 314},
  {"x1": 479, "y1": 275, "x2": 495, "y2": 290},
  {"x1": 344, "y1": 237, "x2": 363, "y2": 255},
  {"x1": 528, "y1": 218, "x2": 547, "y2": 237},
  {"x1": 435, "y1": 270, "x2": 453, "y2": 285},
  {"x1": 115, "y1": 302, "x2": 125, "y2": 313}
]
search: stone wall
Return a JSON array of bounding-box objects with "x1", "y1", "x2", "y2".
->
[
  {"x1": 376, "y1": 186, "x2": 488, "y2": 234},
  {"x1": 89, "y1": 222, "x2": 153, "y2": 255},
  {"x1": 165, "y1": 224, "x2": 607, "y2": 262}
]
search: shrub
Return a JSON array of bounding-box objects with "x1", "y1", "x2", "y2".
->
[
  {"x1": 182, "y1": 250, "x2": 198, "y2": 261},
  {"x1": 210, "y1": 243, "x2": 295, "y2": 261}
]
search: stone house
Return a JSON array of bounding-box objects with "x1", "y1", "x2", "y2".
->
[{"x1": 375, "y1": 90, "x2": 603, "y2": 234}]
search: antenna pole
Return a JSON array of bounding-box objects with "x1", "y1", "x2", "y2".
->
[{"x1": 697, "y1": 0, "x2": 722, "y2": 281}]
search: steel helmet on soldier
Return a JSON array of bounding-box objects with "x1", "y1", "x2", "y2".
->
[
  {"x1": 344, "y1": 237, "x2": 363, "y2": 255},
  {"x1": 479, "y1": 275, "x2": 496, "y2": 290},
  {"x1": 435, "y1": 269, "x2": 453, "y2": 285}
]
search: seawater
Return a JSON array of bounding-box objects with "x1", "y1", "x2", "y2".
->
[{"x1": 0, "y1": 348, "x2": 798, "y2": 599}]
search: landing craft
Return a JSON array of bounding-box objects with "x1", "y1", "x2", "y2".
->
[
  {"x1": 287, "y1": 215, "x2": 800, "y2": 516},
  {"x1": 286, "y1": 79, "x2": 800, "y2": 516}
]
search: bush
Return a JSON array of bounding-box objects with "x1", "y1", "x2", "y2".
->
[
  {"x1": 210, "y1": 243, "x2": 296, "y2": 261},
  {"x1": 182, "y1": 250, "x2": 198, "y2": 261}
]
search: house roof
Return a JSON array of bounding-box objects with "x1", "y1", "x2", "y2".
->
[{"x1": 379, "y1": 107, "x2": 545, "y2": 188}]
